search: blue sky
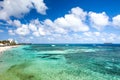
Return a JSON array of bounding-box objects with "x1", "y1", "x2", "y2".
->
[{"x1": 0, "y1": 0, "x2": 120, "y2": 43}]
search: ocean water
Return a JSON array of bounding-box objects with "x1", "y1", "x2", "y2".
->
[{"x1": 0, "y1": 44, "x2": 120, "y2": 80}]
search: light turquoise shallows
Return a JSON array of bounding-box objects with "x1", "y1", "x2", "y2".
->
[{"x1": 0, "y1": 44, "x2": 120, "y2": 80}]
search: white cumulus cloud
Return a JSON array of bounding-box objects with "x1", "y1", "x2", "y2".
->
[
  {"x1": 15, "y1": 24, "x2": 30, "y2": 36},
  {"x1": 6, "y1": 6, "x2": 120, "y2": 43},
  {"x1": 70, "y1": 7, "x2": 87, "y2": 20},
  {"x1": 112, "y1": 15, "x2": 120, "y2": 27},
  {"x1": 89, "y1": 12, "x2": 109, "y2": 30},
  {"x1": 0, "y1": 0, "x2": 47, "y2": 20},
  {"x1": 54, "y1": 7, "x2": 89, "y2": 32},
  {"x1": 32, "y1": 31, "x2": 40, "y2": 37},
  {"x1": 29, "y1": 24, "x2": 37, "y2": 31},
  {"x1": 8, "y1": 29, "x2": 15, "y2": 35}
]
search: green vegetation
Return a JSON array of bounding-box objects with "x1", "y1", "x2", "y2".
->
[{"x1": 0, "y1": 40, "x2": 16, "y2": 45}]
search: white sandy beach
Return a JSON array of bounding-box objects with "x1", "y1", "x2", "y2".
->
[{"x1": 0, "y1": 46, "x2": 18, "y2": 54}]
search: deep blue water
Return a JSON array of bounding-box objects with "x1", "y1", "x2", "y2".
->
[{"x1": 0, "y1": 44, "x2": 120, "y2": 80}]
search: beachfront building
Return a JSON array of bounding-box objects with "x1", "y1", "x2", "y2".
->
[
  {"x1": 0, "y1": 43, "x2": 4, "y2": 47},
  {"x1": 0, "y1": 39, "x2": 17, "y2": 46},
  {"x1": 8, "y1": 39, "x2": 17, "y2": 45}
]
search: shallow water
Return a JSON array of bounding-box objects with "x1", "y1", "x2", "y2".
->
[{"x1": 0, "y1": 44, "x2": 120, "y2": 80}]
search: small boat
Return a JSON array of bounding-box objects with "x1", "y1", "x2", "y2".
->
[{"x1": 104, "y1": 43, "x2": 113, "y2": 44}]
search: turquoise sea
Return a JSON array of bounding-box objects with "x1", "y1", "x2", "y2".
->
[{"x1": 0, "y1": 44, "x2": 120, "y2": 80}]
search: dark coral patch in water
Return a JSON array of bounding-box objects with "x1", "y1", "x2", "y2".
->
[
  {"x1": 6, "y1": 63, "x2": 38, "y2": 80},
  {"x1": 36, "y1": 54, "x2": 61, "y2": 60}
]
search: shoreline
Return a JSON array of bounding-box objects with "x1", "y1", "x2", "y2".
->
[{"x1": 0, "y1": 45, "x2": 18, "y2": 54}]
